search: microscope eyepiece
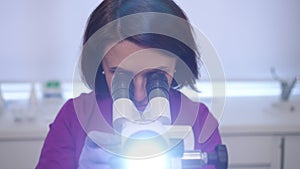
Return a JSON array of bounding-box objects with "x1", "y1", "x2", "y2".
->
[
  {"x1": 112, "y1": 71, "x2": 169, "y2": 101},
  {"x1": 112, "y1": 72, "x2": 133, "y2": 101},
  {"x1": 146, "y1": 72, "x2": 169, "y2": 100}
]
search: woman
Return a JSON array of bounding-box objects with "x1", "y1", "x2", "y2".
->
[{"x1": 36, "y1": 0, "x2": 222, "y2": 168}]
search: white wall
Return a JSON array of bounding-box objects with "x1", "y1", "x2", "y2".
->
[
  {"x1": 0, "y1": 0, "x2": 101, "y2": 82},
  {"x1": 0, "y1": 0, "x2": 299, "y2": 82},
  {"x1": 175, "y1": 0, "x2": 300, "y2": 80}
]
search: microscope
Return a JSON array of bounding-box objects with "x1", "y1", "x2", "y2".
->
[{"x1": 108, "y1": 71, "x2": 228, "y2": 169}]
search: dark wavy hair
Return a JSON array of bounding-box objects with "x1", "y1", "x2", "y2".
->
[{"x1": 81, "y1": 0, "x2": 200, "y2": 98}]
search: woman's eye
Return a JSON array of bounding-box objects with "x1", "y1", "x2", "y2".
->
[
  {"x1": 109, "y1": 70, "x2": 116, "y2": 74},
  {"x1": 109, "y1": 69, "x2": 115, "y2": 74}
]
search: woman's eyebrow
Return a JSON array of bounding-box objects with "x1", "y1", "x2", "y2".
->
[
  {"x1": 153, "y1": 66, "x2": 172, "y2": 72},
  {"x1": 109, "y1": 66, "x2": 120, "y2": 70},
  {"x1": 109, "y1": 66, "x2": 172, "y2": 74},
  {"x1": 157, "y1": 66, "x2": 169, "y2": 70},
  {"x1": 109, "y1": 66, "x2": 130, "y2": 73}
]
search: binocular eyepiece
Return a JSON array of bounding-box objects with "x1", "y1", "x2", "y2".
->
[{"x1": 111, "y1": 71, "x2": 169, "y2": 101}]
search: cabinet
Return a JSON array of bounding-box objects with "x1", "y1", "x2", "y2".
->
[
  {"x1": 283, "y1": 135, "x2": 300, "y2": 169},
  {"x1": 222, "y1": 134, "x2": 300, "y2": 169},
  {"x1": 222, "y1": 135, "x2": 280, "y2": 169},
  {"x1": 0, "y1": 139, "x2": 44, "y2": 169}
]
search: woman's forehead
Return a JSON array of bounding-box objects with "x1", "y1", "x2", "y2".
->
[{"x1": 104, "y1": 41, "x2": 177, "y2": 71}]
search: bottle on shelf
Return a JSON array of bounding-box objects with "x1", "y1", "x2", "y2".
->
[
  {"x1": 40, "y1": 80, "x2": 64, "y2": 123},
  {"x1": 27, "y1": 82, "x2": 39, "y2": 121}
]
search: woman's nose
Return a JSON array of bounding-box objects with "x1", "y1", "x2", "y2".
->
[{"x1": 132, "y1": 75, "x2": 147, "y2": 102}]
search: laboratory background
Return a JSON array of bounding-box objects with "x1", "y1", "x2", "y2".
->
[{"x1": 0, "y1": 0, "x2": 299, "y2": 169}]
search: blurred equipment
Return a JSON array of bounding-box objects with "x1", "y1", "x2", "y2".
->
[
  {"x1": 40, "y1": 80, "x2": 64, "y2": 122},
  {"x1": 271, "y1": 67, "x2": 300, "y2": 101}
]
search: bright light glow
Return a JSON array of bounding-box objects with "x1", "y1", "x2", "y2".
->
[
  {"x1": 123, "y1": 130, "x2": 169, "y2": 158},
  {"x1": 121, "y1": 130, "x2": 171, "y2": 168},
  {"x1": 125, "y1": 156, "x2": 169, "y2": 169}
]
